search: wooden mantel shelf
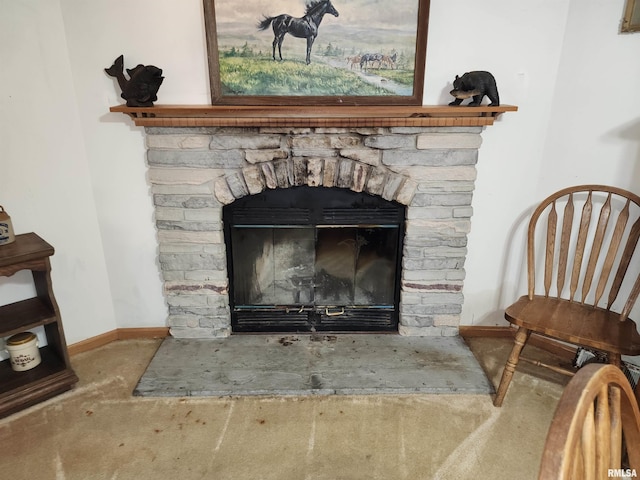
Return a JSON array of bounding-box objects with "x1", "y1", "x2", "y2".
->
[{"x1": 109, "y1": 104, "x2": 517, "y2": 128}]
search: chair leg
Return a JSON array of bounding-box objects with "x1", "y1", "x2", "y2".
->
[
  {"x1": 493, "y1": 327, "x2": 531, "y2": 407},
  {"x1": 608, "y1": 352, "x2": 622, "y2": 368},
  {"x1": 607, "y1": 354, "x2": 629, "y2": 408}
]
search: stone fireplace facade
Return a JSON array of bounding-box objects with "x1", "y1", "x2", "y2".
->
[{"x1": 145, "y1": 125, "x2": 482, "y2": 338}]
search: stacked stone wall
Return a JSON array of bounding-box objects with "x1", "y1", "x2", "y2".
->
[{"x1": 145, "y1": 126, "x2": 482, "y2": 338}]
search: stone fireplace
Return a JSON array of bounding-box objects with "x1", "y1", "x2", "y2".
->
[
  {"x1": 143, "y1": 121, "x2": 485, "y2": 338},
  {"x1": 110, "y1": 103, "x2": 516, "y2": 338}
]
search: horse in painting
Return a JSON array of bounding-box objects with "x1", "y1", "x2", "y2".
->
[
  {"x1": 360, "y1": 53, "x2": 383, "y2": 70},
  {"x1": 258, "y1": 0, "x2": 339, "y2": 65}
]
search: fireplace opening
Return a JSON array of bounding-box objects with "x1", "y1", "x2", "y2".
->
[{"x1": 223, "y1": 187, "x2": 405, "y2": 333}]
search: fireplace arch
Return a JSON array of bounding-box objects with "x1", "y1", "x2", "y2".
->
[{"x1": 223, "y1": 186, "x2": 405, "y2": 332}]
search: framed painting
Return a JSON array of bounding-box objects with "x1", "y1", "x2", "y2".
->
[
  {"x1": 622, "y1": 0, "x2": 640, "y2": 32},
  {"x1": 203, "y1": 0, "x2": 429, "y2": 105}
]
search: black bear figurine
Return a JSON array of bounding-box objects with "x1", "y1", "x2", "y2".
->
[{"x1": 448, "y1": 71, "x2": 499, "y2": 107}]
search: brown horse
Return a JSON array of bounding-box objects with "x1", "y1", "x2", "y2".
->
[
  {"x1": 258, "y1": 0, "x2": 339, "y2": 65},
  {"x1": 381, "y1": 53, "x2": 397, "y2": 69},
  {"x1": 346, "y1": 55, "x2": 361, "y2": 70}
]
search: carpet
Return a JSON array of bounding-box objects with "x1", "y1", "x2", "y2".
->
[
  {"x1": 0, "y1": 338, "x2": 567, "y2": 480},
  {"x1": 134, "y1": 334, "x2": 494, "y2": 397}
]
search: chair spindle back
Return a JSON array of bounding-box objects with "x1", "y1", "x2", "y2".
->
[{"x1": 527, "y1": 185, "x2": 640, "y2": 321}]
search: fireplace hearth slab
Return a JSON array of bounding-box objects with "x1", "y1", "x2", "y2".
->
[{"x1": 133, "y1": 335, "x2": 494, "y2": 397}]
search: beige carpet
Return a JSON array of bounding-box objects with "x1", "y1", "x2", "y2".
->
[{"x1": 0, "y1": 336, "x2": 570, "y2": 480}]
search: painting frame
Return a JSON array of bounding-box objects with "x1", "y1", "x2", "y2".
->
[
  {"x1": 203, "y1": 0, "x2": 429, "y2": 105},
  {"x1": 622, "y1": 0, "x2": 640, "y2": 32}
]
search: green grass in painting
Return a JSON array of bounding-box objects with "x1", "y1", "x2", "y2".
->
[
  {"x1": 372, "y1": 69, "x2": 414, "y2": 87},
  {"x1": 220, "y1": 57, "x2": 392, "y2": 96}
]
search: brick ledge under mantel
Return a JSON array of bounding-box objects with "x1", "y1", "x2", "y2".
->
[{"x1": 110, "y1": 104, "x2": 517, "y2": 128}]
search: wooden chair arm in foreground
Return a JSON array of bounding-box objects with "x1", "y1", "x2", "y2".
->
[{"x1": 539, "y1": 364, "x2": 640, "y2": 479}]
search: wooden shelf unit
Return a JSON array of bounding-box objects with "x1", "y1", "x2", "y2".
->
[{"x1": 0, "y1": 233, "x2": 78, "y2": 418}]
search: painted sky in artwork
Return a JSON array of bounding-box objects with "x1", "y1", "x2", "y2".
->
[{"x1": 214, "y1": 0, "x2": 420, "y2": 33}]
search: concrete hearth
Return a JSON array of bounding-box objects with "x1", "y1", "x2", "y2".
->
[{"x1": 134, "y1": 334, "x2": 494, "y2": 396}]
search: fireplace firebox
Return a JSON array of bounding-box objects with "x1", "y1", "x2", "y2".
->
[{"x1": 223, "y1": 187, "x2": 405, "y2": 332}]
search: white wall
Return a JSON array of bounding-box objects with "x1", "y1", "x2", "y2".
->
[
  {"x1": 0, "y1": 1, "x2": 118, "y2": 344},
  {"x1": 424, "y1": 0, "x2": 575, "y2": 325},
  {"x1": 459, "y1": 0, "x2": 640, "y2": 326},
  {"x1": 1, "y1": 0, "x2": 639, "y2": 344}
]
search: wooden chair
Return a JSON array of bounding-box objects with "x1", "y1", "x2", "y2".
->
[
  {"x1": 539, "y1": 364, "x2": 640, "y2": 479},
  {"x1": 494, "y1": 185, "x2": 640, "y2": 407}
]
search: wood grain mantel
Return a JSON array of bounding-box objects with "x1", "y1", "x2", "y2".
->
[{"x1": 109, "y1": 104, "x2": 517, "y2": 128}]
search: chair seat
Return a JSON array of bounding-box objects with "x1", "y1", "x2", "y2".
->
[{"x1": 505, "y1": 295, "x2": 640, "y2": 356}]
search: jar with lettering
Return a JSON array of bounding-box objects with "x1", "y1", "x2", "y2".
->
[
  {"x1": 5, "y1": 332, "x2": 41, "y2": 372},
  {"x1": 0, "y1": 206, "x2": 15, "y2": 246}
]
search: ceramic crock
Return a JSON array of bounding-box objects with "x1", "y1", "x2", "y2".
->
[
  {"x1": 5, "y1": 332, "x2": 41, "y2": 372},
  {"x1": 0, "y1": 206, "x2": 15, "y2": 246}
]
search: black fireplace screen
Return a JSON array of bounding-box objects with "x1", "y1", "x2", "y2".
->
[{"x1": 223, "y1": 187, "x2": 404, "y2": 332}]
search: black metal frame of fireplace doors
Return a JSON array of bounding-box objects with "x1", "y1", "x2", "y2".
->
[{"x1": 223, "y1": 186, "x2": 406, "y2": 333}]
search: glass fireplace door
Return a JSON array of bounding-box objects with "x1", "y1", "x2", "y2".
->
[
  {"x1": 230, "y1": 227, "x2": 316, "y2": 307},
  {"x1": 231, "y1": 226, "x2": 398, "y2": 308},
  {"x1": 224, "y1": 187, "x2": 404, "y2": 333}
]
